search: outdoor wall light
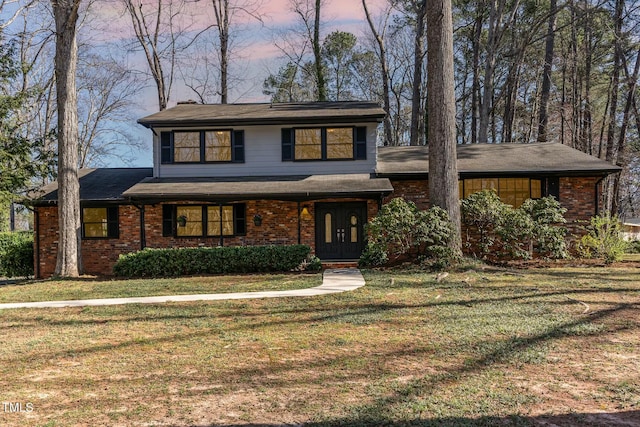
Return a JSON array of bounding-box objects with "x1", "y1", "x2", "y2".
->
[
  {"x1": 177, "y1": 215, "x2": 188, "y2": 227},
  {"x1": 300, "y1": 206, "x2": 312, "y2": 221},
  {"x1": 253, "y1": 214, "x2": 263, "y2": 226}
]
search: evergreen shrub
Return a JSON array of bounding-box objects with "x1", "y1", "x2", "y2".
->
[
  {"x1": 359, "y1": 198, "x2": 454, "y2": 268},
  {"x1": 0, "y1": 232, "x2": 34, "y2": 278},
  {"x1": 113, "y1": 244, "x2": 312, "y2": 277}
]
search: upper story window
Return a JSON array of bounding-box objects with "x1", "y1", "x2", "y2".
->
[
  {"x1": 282, "y1": 126, "x2": 367, "y2": 161},
  {"x1": 161, "y1": 130, "x2": 244, "y2": 164}
]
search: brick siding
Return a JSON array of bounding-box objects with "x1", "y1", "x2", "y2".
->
[
  {"x1": 34, "y1": 198, "x2": 378, "y2": 278},
  {"x1": 33, "y1": 177, "x2": 601, "y2": 278}
]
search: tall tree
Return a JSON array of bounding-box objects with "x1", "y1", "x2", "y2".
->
[
  {"x1": 426, "y1": 0, "x2": 461, "y2": 251},
  {"x1": 209, "y1": 0, "x2": 264, "y2": 104},
  {"x1": 288, "y1": 0, "x2": 327, "y2": 101},
  {"x1": 537, "y1": 0, "x2": 558, "y2": 142},
  {"x1": 407, "y1": 0, "x2": 427, "y2": 146},
  {"x1": 362, "y1": 0, "x2": 393, "y2": 145},
  {"x1": 123, "y1": 0, "x2": 204, "y2": 110},
  {"x1": 52, "y1": 0, "x2": 81, "y2": 277}
]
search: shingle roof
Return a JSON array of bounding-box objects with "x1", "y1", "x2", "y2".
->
[
  {"x1": 377, "y1": 142, "x2": 622, "y2": 176},
  {"x1": 138, "y1": 101, "x2": 386, "y2": 128},
  {"x1": 122, "y1": 174, "x2": 394, "y2": 201},
  {"x1": 30, "y1": 168, "x2": 154, "y2": 205}
]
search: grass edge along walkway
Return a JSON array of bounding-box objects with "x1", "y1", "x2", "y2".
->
[{"x1": 0, "y1": 268, "x2": 365, "y2": 310}]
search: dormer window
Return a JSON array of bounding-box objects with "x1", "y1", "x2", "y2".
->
[{"x1": 161, "y1": 130, "x2": 244, "y2": 164}]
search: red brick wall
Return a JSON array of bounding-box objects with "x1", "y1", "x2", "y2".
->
[
  {"x1": 388, "y1": 177, "x2": 600, "y2": 220},
  {"x1": 33, "y1": 177, "x2": 602, "y2": 278},
  {"x1": 559, "y1": 176, "x2": 599, "y2": 227},
  {"x1": 35, "y1": 198, "x2": 379, "y2": 278},
  {"x1": 385, "y1": 179, "x2": 430, "y2": 209},
  {"x1": 35, "y1": 205, "x2": 141, "y2": 278}
]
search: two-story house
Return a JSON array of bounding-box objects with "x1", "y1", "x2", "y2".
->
[{"x1": 31, "y1": 101, "x2": 621, "y2": 278}]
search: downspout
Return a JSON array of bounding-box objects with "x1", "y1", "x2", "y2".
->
[
  {"x1": 297, "y1": 201, "x2": 301, "y2": 244},
  {"x1": 33, "y1": 207, "x2": 40, "y2": 279},
  {"x1": 594, "y1": 176, "x2": 605, "y2": 216},
  {"x1": 219, "y1": 203, "x2": 224, "y2": 247},
  {"x1": 131, "y1": 202, "x2": 147, "y2": 250}
]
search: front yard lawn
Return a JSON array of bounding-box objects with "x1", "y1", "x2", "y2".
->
[{"x1": 0, "y1": 267, "x2": 639, "y2": 426}]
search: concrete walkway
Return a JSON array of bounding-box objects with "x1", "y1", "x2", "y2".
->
[{"x1": 0, "y1": 269, "x2": 365, "y2": 310}]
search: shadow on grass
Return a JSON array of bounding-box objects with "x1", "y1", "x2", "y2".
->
[
  {"x1": 0, "y1": 277, "x2": 32, "y2": 287},
  {"x1": 192, "y1": 409, "x2": 640, "y2": 426}
]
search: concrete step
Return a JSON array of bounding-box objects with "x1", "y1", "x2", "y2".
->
[{"x1": 321, "y1": 260, "x2": 359, "y2": 270}]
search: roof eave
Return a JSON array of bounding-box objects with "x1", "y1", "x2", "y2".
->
[{"x1": 138, "y1": 114, "x2": 386, "y2": 129}]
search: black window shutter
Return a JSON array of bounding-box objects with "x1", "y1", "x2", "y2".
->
[
  {"x1": 234, "y1": 204, "x2": 246, "y2": 235},
  {"x1": 546, "y1": 177, "x2": 560, "y2": 201},
  {"x1": 160, "y1": 132, "x2": 173, "y2": 163},
  {"x1": 107, "y1": 206, "x2": 119, "y2": 239},
  {"x1": 232, "y1": 130, "x2": 245, "y2": 163},
  {"x1": 162, "y1": 205, "x2": 175, "y2": 237},
  {"x1": 355, "y1": 127, "x2": 367, "y2": 160},
  {"x1": 282, "y1": 128, "x2": 293, "y2": 161}
]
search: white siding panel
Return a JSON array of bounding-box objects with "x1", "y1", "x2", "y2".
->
[{"x1": 155, "y1": 123, "x2": 379, "y2": 178}]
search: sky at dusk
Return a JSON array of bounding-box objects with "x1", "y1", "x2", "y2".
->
[{"x1": 91, "y1": 0, "x2": 390, "y2": 166}]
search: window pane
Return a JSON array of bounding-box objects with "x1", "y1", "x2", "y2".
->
[
  {"x1": 177, "y1": 206, "x2": 202, "y2": 236},
  {"x1": 295, "y1": 128, "x2": 322, "y2": 160},
  {"x1": 83, "y1": 208, "x2": 108, "y2": 238},
  {"x1": 207, "y1": 206, "x2": 221, "y2": 236},
  {"x1": 83, "y1": 207, "x2": 107, "y2": 223},
  {"x1": 350, "y1": 215, "x2": 358, "y2": 243},
  {"x1": 222, "y1": 206, "x2": 234, "y2": 235},
  {"x1": 531, "y1": 179, "x2": 542, "y2": 199},
  {"x1": 326, "y1": 128, "x2": 353, "y2": 159},
  {"x1": 174, "y1": 132, "x2": 201, "y2": 162},
  {"x1": 205, "y1": 131, "x2": 232, "y2": 162},
  {"x1": 325, "y1": 213, "x2": 332, "y2": 243},
  {"x1": 207, "y1": 206, "x2": 234, "y2": 236}
]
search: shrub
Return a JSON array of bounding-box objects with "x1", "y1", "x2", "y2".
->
[
  {"x1": 577, "y1": 215, "x2": 627, "y2": 263},
  {"x1": 0, "y1": 232, "x2": 34, "y2": 278},
  {"x1": 627, "y1": 240, "x2": 640, "y2": 254},
  {"x1": 113, "y1": 244, "x2": 312, "y2": 277},
  {"x1": 359, "y1": 198, "x2": 454, "y2": 267},
  {"x1": 519, "y1": 197, "x2": 569, "y2": 259},
  {"x1": 461, "y1": 191, "x2": 568, "y2": 260},
  {"x1": 461, "y1": 190, "x2": 508, "y2": 257}
]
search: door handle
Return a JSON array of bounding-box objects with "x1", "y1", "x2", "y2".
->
[{"x1": 336, "y1": 228, "x2": 345, "y2": 242}]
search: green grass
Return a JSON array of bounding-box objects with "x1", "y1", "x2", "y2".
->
[
  {"x1": 0, "y1": 267, "x2": 638, "y2": 426},
  {"x1": 0, "y1": 273, "x2": 321, "y2": 303}
]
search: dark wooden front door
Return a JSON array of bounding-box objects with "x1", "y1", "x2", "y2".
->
[{"x1": 315, "y1": 202, "x2": 367, "y2": 260}]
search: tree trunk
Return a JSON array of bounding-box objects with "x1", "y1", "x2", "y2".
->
[
  {"x1": 410, "y1": 0, "x2": 426, "y2": 146},
  {"x1": 362, "y1": 0, "x2": 393, "y2": 146},
  {"x1": 478, "y1": 0, "x2": 499, "y2": 143},
  {"x1": 52, "y1": 0, "x2": 81, "y2": 277},
  {"x1": 603, "y1": 0, "x2": 624, "y2": 214},
  {"x1": 537, "y1": 0, "x2": 557, "y2": 142},
  {"x1": 471, "y1": 7, "x2": 482, "y2": 144},
  {"x1": 212, "y1": 0, "x2": 229, "y2": 103},
  {"x1": 313, "y1": 0, "x2": 326, "y2": 101},
  {"x1": 426, "y1": 0, "x2": 461, "y2": 252}
]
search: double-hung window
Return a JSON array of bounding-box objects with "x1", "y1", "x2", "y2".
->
[
  {"x1": 162, "y1": 204, "x2": 246, "y2": 238},
  {"x1": 282, "y1": 126, "x2": 367, "y2": 161},
  {"x1": 161, "y1": 130, "x2": 244, "y2": 164},
  {"x1": 82, "y1": 206, "x2": 119, "y2": 239}
]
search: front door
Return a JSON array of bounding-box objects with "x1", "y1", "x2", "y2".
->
[{"x1": 315, "y1": 202, "x2": 367, "y2": 259}]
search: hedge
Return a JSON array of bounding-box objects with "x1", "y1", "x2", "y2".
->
[
  {"x1": 113, "y1": 244, "x2": 312, "y2": 277},
  {"x1": 0, "y1": 232, "x2": 34, "y2": 278}
]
